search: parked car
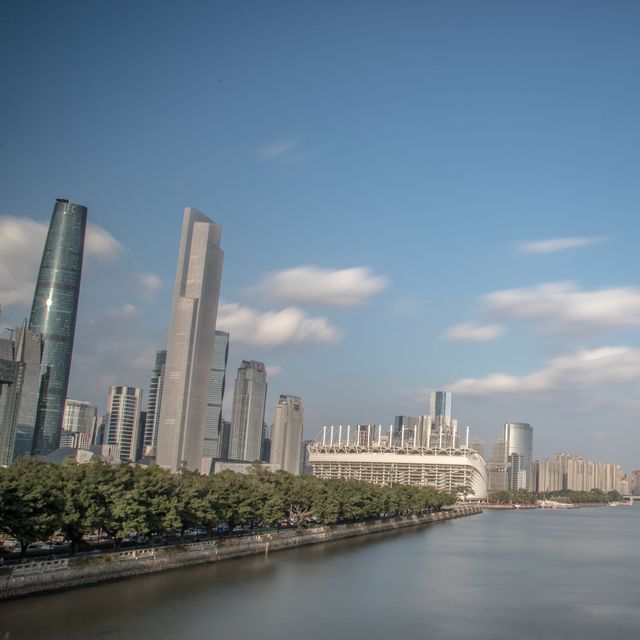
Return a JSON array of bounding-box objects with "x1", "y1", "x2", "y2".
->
[
  {"x1": 185, "y1": 527, "x2": 208, "y2": 537},
  {"x1": 41, "y1": 541, "x2": 70, "y2": 551},
  {"x1": 122, "y1": 534, "x2": 149, "y2": 545}
]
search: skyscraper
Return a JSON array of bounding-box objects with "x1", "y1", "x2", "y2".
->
[
  {"x1": 504, "y1": 422, "x2": 533, "y2": 491},
  {"x1": 105, "y1": 385, "x2": 144, "y2": 463},
  {"x1": 143, "y1": 350, "x2": 166, "y2": 456},
  {"x1": 429, "y1": 391, "x2": 452, "y2": 421},
  {"x1": 229, "y1": 361, "x2": 267, "y2": 462},
  {"x1": 0, "y1": 324, "x2": 43, "y2": 463},
  {"x1": 270, "y1": 395, "x2": 304, "y2": 474},
  {"x1": 156, "y1": 207, "x2": 223, "y2": 472},
  {"x1": 29, "y1": 198, "x2": 87, "y2": 455},
  {"x1": 203, "y1": 330, "x2": 229, "y2": 458}
]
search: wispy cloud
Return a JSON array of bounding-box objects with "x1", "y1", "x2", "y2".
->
[
  {"x1": 516, "y1": 236, "x2": 606, "y2": 255},
  {"x1": 443, "y1": 322, "x2": 505, "y2": 342},
  {"x1": 449, "y1": 346, "x2": 640, "y2": 395},
  {"x1": 248, "y1": 266, "x2": 389, "y2": 308},
  {"x1": 216, "y1": 302, "x2": 342, "y2": 349},
  {"x1": 255, "y1": 138, "x2": 302, "y2": 159},
  {"x1": 483, "y1": 281, "x2": 640, "y2": 333},
  {"x1": 0, "y1": 216, "x2": 123, "y2": 306}
]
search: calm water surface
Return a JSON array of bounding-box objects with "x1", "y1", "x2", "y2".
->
[{"x1": 1, "y1": 507, "x2": 639, "y2": 640}]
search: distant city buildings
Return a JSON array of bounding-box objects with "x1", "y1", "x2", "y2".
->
[
  {"x1": 104, "y1": 385, "x2": 144, "y2": 463},
  {"x1": 30, "y1": 198, "x2": 87, "y2": 456},
  {"x1": 156, "y1": 207, "x2": 224, "y2": 472},
  {"x1": 59, "y1": 399, "x2": 98, "y2": 452},
  {"x1": 270, "y1": 395, "x2": 304, "y2": 474},
  {"x1": 533, "y1": 453, "x2": 621, "y2": 494},
  {"x1": 486, "y1": 437, "x2": 509, "y2": 492},
  {"x1": 229, "y1": 360, "x2": 267, "y2": 462}
]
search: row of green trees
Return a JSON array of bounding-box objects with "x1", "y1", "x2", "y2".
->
[
  {"x1": 0, "y1": 458, "x2": 457, "y2": 559},
  {"x1": 489, "y1": 488, "x2": 623, "y2": 505}
]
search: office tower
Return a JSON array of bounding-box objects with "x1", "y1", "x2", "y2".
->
[
  {"x1": 300, "y1": 440, "x2": 314, "y2": 475},
  {"x1": 143, "y1": 350, "x2": 166, "y2": 456},
  {"x1": 0, "y1": 324, "x2": 43, "y2": 464},
  {"x1": 135, "y1": 411, "x2": 147, "y2": 461},
  {"x1": 393, "y1": 415, "x2": 420, "y2": 446},
  {"x1": 470, "y1": 437, "x2": 485, "y2": 459},
  {"x1": 270, "y1": 395, "x2": 304, "y2": 474},
  {"x1": 486, "y1": 436, "x2": 509, "y2": 491},
  {"x1": 261, "y1": 422, "x2": 272, "y2": 463},
  {"x1": 504, "y1": 422, "x2": 533, "y2": 491},
  {"x1": 429, "y1": 391, "x2": 452, "y2": 421},
  {"x1": 60, "y1": 399, "x2": 97, "y2": 451},
  {"x1": 218, "y1": 420, "x2": 231, "y2": 459},
  {"x1": 62, "y1": 399, "x2": 97, "y2": 437},
  {"x1": 229, "y1": 360, "x2": 267, "y2": 461},
  {"x1": 157, "y1": 207, "x2": 224, "y2": 472},
  {"x1": 203, "y1": 330, "x2": 229, "y2": 458},
  {"x1": 29, "y1": 198, "x2": 87, "y2": 455},
  {"x1": 105, "y1": 385, "x2": 144, "y2": 462}
]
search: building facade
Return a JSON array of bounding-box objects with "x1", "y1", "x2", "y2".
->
[
  {"x1": 309, "y1": 429, "x2": 487, "y2": 500},
  {"x1": 0, "y1": 324, "x2": 43, "y2": 464},
  {"x1": 143, "y1": 350, "x2": 166, "y2": 457},
  {"x1": 105, "y1": 385, "x2": 144, "y2": 463},
  {"x1": 228, "y1": 360, "x2": 267, "y2": 461},
  {"x1": 157, "y1": 207, "x2": 224, "y2": 472},
  {"x1": 270, "y1": 395, "x2": 304, "y2": 474},
  {"x1": 29, "y1": 198, "x2": 87, "y2": 455},
  {"x1": 62, "y1": 399, "x2": 97, "y2": 437},
  {"x1": 504, "y1": 422, "x2": 533, "y2": 491},
  {"x1": 203, "y1": 330, "x2": 229, "y2": 458}
]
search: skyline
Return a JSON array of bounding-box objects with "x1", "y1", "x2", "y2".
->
[{"x1": 2, "y1": 2, "x2": 640, "y2": 467}]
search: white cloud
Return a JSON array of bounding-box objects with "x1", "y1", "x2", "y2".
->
[
  {"x1": 516, "y1": 236, "x2": 606, "y2": 255},
  {"x1": 216, "y1": 303, "x2": 342, "y2": 349},
  {"x1": 138, "y1": 272, "x2": 163, "y2": 297},
  {"x1": 249, "y1": 266, "x2": 389, "y2": 307},
  {"x1": 266, "y1": 364, "x2": 282, "y2": 377},
  {"x1": 255, "y1": 138, "x2": 301, "y2": 159},
  {"x1": 449, "y1": 346, "x2": 640, "y2": 395},
  {"x1": 0, "y1": 216, "x2": 123, "y2": 306},
  {"x1": 443, "y1": 322, "x2": 505, "y2": 342},
  {"x1": 483, "y1": 281, "x2": 640, "y2": 332}
]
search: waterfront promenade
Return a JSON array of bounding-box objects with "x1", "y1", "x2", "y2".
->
[{"x1": 0, "y1": 505, "x2": 481, "y2": 600}]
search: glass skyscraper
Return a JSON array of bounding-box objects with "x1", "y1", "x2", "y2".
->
[
  {"x1": 229, "y1": 360, "x2": 267, "y2": 462},
  {"x1": 504, "y1": 422, "x2": 533, "y2": 491},
  {"x1": 203, "y1": 330, "x2": 229, "y2": 458},
  {"x1": 143, "y1": 349, "x2": 166, "y2": 455},
  {"x1": 29, "y1": 198, "x2": 87, "y2": 455}
]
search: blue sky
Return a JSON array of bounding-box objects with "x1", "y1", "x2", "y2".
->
[{"x1": 2, "y1": 1, "x2": 640, "y2": 467}]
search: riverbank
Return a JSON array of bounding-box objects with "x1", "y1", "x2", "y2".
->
[
  {"x1": 483, "y1": 502, "x2": 611, "y2": 509},
  {"x1": 0, "y1": 506, "x2": 481, "y2": 601}
]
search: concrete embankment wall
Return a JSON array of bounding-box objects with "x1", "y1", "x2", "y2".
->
[{"x1": 0, "y1": 506, "x2": 481, "y2": 601}]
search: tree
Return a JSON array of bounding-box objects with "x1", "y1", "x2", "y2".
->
[{"x1": 0, "y1": 458, "x2": 63, "y2": 561}]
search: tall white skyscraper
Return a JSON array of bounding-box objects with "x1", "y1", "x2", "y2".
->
[
  {"x1": 270, "y1": 395, "x2": 304, "y2": 474},
  {"x1": 156, "y1": 207, "x2": 223, "y2": 472},
  {"x1": 105, "y1": 385, "x2": 144, "y2": 462},
  {"x1": 229, "y1": 360, "x2": 267, "y2": 462}
]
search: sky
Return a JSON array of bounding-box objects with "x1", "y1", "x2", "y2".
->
[{"x1": 1, "y1": 0, "x2": 640, "y2": 468}]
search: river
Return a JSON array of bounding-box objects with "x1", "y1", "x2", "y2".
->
[{"x1": 1, "y1": 506, "x2": 639, "y2": 639}]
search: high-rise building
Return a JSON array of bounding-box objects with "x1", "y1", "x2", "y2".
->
[
  {"x1": 429, "y1": 391, "x2": 452, "y2": 421},
  {"x1": 203, "y1": 330, "x2": 229, "y2": 458},
  {"x1": 487, "y1": 436, "x2": 509, "y2": 492},
  {"x1": 143, "y1": 350, "x2": 166, "y2": 457},
  {"x1": 105, "y1": 385, "x2": 144, "y2": 463},
  {"x1": 157, "y1": 207, "x2": 224, "y2": 472},
  {"x1": 218, "y1": 420, "x2": 231, "y2": 459},
  {"x1": 504, "y1": 422, "x2": 533, "y2": 491},
  {"x1": 261, "y1": 422, "x2": 272, "y2": 463},
  {"x1": 229, "y1": 360, "x2": 267, "y2": 461},
  {"x1": 270, "y1": 395, "x2": 304, "y2": 474},
  {"x1": 29, "y1": 198, "x2": 87, "y2": 455},
  {"x1": 300, "y1": 439, "x2": 314, "y2": 475},
  {"x1": 0, "y1": 324, "x2": 43, "y2": 463},
  {"x1": 393, "y1": 415, "x2": 420, "y2": 446},
  {"x1": 62, "y1": 399, "x2": 97, "y2": 437},
  {"x1": 470, "y1": 437, "x2": 486, "y2": 459}
]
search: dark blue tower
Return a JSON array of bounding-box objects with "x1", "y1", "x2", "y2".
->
[{"x1": 29, "y1": 198, "x2": 87, "y2": 455}]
